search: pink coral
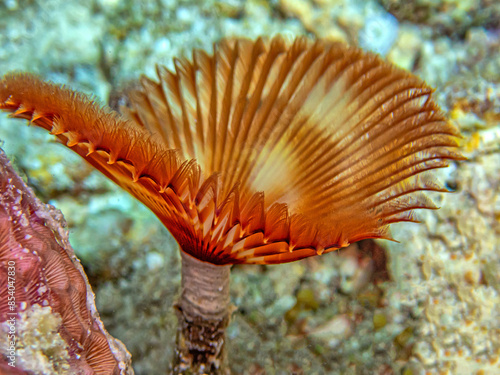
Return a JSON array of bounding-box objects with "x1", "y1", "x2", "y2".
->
[{"x1": 0, "y1": 148, "x2": 132, "y2": 374}]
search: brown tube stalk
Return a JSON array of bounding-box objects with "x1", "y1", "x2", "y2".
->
[{"x1": 173, "y1": 252, "x2": 231, "y2": 374}]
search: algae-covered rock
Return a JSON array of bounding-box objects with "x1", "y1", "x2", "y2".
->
[{"x1": 380, "y1": 0, "x2": 500, "y2": 37}]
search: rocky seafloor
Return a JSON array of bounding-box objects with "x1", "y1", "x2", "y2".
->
[{"x1": 0, "y1": 0, "x2": 499, "y2": 374}]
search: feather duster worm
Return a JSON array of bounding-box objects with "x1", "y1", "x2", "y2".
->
[
  {"x1": 0, "y1": 148, "x2": 132, "y2": 374},
  {"x1": 0, "y1": 36, "x2": 463, "y2": 374}
]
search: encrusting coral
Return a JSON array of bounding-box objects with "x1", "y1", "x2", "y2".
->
[
  {"x1": 0, "y1": 148, "x2": 133, "y2": 374},
  {"x1": 0, "y1": 35, "x2": 463, "y2": 374}
]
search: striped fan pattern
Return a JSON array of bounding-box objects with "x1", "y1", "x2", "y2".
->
[{"x1": 0, "y1": 36, "x2": 463, "y2": 265}]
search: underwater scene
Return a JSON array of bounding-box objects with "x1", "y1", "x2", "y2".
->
[{"x1": 0, "y1": 0, "x2": 499, "y2": 374}]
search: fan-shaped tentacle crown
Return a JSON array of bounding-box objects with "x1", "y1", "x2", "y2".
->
[{"x1": 0, "y1": 36, "x2": 463, "y2": 265}]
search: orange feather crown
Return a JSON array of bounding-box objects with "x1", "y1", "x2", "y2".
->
[{"x1": 0, "y1": 36, "x2": 463, "y2": 264}]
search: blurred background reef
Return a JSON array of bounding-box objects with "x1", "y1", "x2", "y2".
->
[{"x1": 0, "y1": 0, "x2": 499, "y2": 374}]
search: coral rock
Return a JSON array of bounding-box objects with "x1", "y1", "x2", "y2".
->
[{"x1": 0, "y1": 148, "x2": 133, "y2": 375}]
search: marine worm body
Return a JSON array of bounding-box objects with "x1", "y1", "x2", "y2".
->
[{"x1": 0, "y1": 36, "x2": 463, "y2": 374}]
